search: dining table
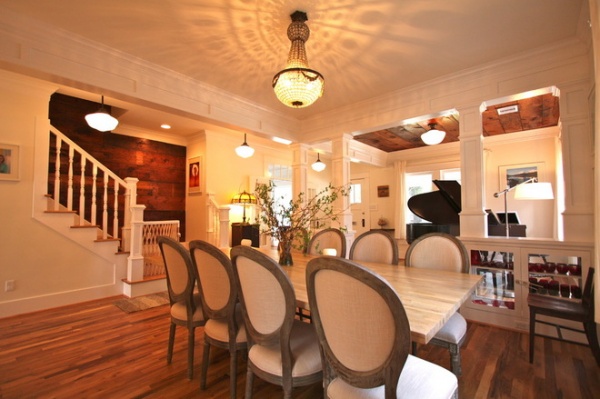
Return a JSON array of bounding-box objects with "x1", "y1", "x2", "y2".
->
[{"x1": 226, "y1": 246, "x2": 482, "y2": 345}]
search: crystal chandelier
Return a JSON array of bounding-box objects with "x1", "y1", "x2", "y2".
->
[{"x1": 272, "y1": 11, "x2": 324, "y2": 108}]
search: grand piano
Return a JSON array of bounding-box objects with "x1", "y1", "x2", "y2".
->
[
  {"x1": 406, "y1": 180, "x2": 526, "y2": 243},
  {"x1": 406, "y1": 180, "x2": 461, "y2": 243}
]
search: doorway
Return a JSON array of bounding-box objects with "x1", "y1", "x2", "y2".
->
[{"x1": 350, "y1": 175, "x2": 370, "y2": 237}]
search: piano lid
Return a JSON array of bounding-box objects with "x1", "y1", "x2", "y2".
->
[{"x1": 407, "y1": 180, "x2": 461, "y2": 225}]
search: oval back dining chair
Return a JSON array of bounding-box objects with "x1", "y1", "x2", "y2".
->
[
  {"x1": 306, "y1": 256, "x2": 458, "y2": 399},
  {"x1": 349, "y1": 230, "x2": 399, "y2": 265},
  {"x1": 158, "y1": 236, "x2": 206, "y2": 380},
  {"x1": 404, "y1": 232, "x2": 469, "y2": 376},
  {"x1": 307, "y1": 227, "x2": 347, "y2": 258},
  {"x1": 189, "y1": 240, "x2": 247, "y2": 398},
  {"x1": 230, "y1": 245, "x2": 322, "y2": 399}
]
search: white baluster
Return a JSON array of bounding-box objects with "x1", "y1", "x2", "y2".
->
[
  {"x1": 113, "y1": 180, "x2": 119, "y2": 244},
  {"x1": 91, "y1": 164, "x2": 97, "y2": 226},
  {"x1": 54, "y1": 137, "x2": 61, "y2": 211},
  {"x1": 67, "y1": 146, "x2": 74, "y2": 210},
  {"x1": 102, "y1": 173, "x2": 108, "y2": 239},
  {"x1": 79, "y1": 155, "x2": 86, "y2": 226}
]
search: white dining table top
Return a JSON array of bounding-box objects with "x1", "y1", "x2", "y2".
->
[{"x1": 224, "y1": 246, "x2": 482, "y2": 345}]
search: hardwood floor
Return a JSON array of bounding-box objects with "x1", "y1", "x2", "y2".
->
[{"x1": 1, "y1": 296, "x2": 598, "y2": 398}]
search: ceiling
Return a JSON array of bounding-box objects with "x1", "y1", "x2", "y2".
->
[{"x1": 0, "y1": 0, "x2": 585, "y2": 151}]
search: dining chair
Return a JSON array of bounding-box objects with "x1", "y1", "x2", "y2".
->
[
  {"x1": 158, "y1": 236, "x2": 206, "y2": 380},
  {"x1": 307, "y1": 227, "x2": 347, "y2": 258},
  {"x1": 306, "y1": 256, "x2": 458, "y2": 399},
  {"x1": 528, "y1": 267, "x2": 600, "y2": 366},
  {"x1": 189, "y1": 240, "x2": 248, "y2": 398},
  {"x1": 349, "y1": 230, "x2": 399, "y2": 265},
  {"x1": 404, "y1": 232, "x2": 469, "y2": 376},
  {"x1": 230, "y1": 245, "x2": 323, "y2": 399}
]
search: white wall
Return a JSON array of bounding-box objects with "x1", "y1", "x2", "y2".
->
[{"x1": 0, "y1": 72, "x2": 123, "y2": 317}]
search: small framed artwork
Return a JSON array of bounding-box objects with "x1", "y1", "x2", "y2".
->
[
  {"x1": 188, "y1": 156, "x2": 202, "y2": 194},
  {"x1": 0, "y1": 143, "x2": 19, "y2": 181},
  {"x1": 498, "y1": 162, "x2": 544, "y2": 191},
  {"x1": 377, "y1": 185, "x2": 389, "y2": 198}
]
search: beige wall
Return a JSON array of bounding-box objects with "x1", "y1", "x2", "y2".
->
[{"x1": 0, "y1": 72, "x2": 125, "y2": 317}]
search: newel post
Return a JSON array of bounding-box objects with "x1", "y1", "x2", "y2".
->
[
  {"x1": 219, "y1": 206, "x2": 231, "y2": 248},
  {"x1": 121, "y1": 177, "x2": 139, "y2": 252},
  {"x1": 127, "y1": 204, "x2": 146, "y2": 283}
]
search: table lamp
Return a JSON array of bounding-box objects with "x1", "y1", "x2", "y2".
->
[{"x1": 231, "y1": 190, "x2": 257, "y2": 224}]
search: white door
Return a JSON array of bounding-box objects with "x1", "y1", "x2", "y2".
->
[{"x1": 350, "y1": 176, "x2": 370, "y2": 237}]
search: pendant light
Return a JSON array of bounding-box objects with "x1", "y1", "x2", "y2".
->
[
  {"x1": 272, "y1": 11, "x2": 324, "y2": 108},
  {"x1": 235, "y1": 133, "x2": 255, "y2": 158},
  {"x1": 85, "y1": 95, "x2": 119, "y2": 132},
  {"x1": 421, "y1": 122, "x2": 446, "y2": 145},
  {"x1": 311, "y1": 153, "x2": 326, "y2": 172}
]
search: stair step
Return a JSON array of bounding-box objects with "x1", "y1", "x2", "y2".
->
[{"x1": 44, "y1": 210, "x2": 77, "y2": 214}]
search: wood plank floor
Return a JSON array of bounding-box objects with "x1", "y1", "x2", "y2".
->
[{"x1": 1, "y1": 296, "x2": 598, "y2": 398}]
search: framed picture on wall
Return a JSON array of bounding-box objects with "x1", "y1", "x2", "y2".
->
[
  {"x1": 377, "y1": 185, "x2": 389, "y2": 197},
  {"x1": 188, "y1": 156, "x2": 202, "y2": 194},
  {"x1": 498, "y1": 162, "x2": 544, "y2": 191},
  {"x1": 0, "y1": 143, "x2": 20, "y2": 181}
]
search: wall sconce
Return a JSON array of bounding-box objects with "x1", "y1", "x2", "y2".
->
[
  {"x1": 311, "y1": 153, "x2": 326, "y2": 172},
  {"x1": 235, "y1": 133, "x2": 255, "y2": 158}
]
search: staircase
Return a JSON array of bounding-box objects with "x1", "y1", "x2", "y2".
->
[{"x1": 39, "y1": 126, "x2": 178, "y2": 298}]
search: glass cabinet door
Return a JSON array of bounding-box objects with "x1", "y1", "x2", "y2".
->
[
  {"x1": 469, "y1": 248, "x2": 516, "y2": 310},
  {"x1": 526, "y1": 252, "x2": 583, "y2": 300}
]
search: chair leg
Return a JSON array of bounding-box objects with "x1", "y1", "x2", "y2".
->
[
  {"x1": 583, "y1": 320, "x2": 600, "y2": 367},
  {"x1": 200, "y1": 341, "x2": 210, "y2": 389},
  {"x1": 187, "y1": 326, "x2": 195, "y2": 380},
  {"x1": 449, "y1": 343, "x2": 462, "y2": 377},
  {"x1": 167, "y1": 322, "x2": 176, "y2": 364},
  {"x1": 244, "y1": 367, "x2": 254, "y2": 399},
  {"x1": 230, "y1": 350, "x2": 238, "y2": 399},
  {"x1": 529, "y1": 309, "x2": 536, "y2": 363}
]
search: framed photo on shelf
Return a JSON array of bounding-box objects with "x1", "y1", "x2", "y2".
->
[
  {"x1": 498, "y1": 162, "x2": 544, "y2": 191},
  {"x1": 188, "y1": 156, "x2": 202, "y2": 194},
  {"x1": 0, "y1": 143, "x2": 20, "y2": 181}
]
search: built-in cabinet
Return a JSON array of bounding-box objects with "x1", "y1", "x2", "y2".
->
[{"x1": 459, "y1": 237, "x2": 593, "y2": 336}]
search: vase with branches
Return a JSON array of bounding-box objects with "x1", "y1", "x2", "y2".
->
[{"x1": 254, "y1": 181, "x2": 350, "y2": 265}]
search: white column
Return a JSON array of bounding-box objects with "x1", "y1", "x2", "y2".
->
[
  {"x1": 127, "y1": 204, "x2": 146, "y2": 282},
  {"x1": 457, "y1": 105, "x2": 487, "y2": 237},
  {"x1": 558, "y1": 82, "x2": 594, "y2": 242},
  {"x1": 331, "y1": 134, "x2": 355, "y2": 251},
  {"x1": 291, "y1": 143, "x2": 309, "y2": 205}
]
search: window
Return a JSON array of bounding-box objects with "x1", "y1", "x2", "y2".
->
[{"x1": 349, "y1": 183, "x2": 362, "y2": 204}]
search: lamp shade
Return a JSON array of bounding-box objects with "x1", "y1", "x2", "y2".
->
[
  {"x1": 235, "y1": 134, "x2": 254, "y2": 158},
  {"x1": 311, "y1": 153, "x2": 326, "y2": 172},
  {"x1": 421, "y1": 128, "x2": 446, "y2": 145},
  {"x1": 514, "y1": 182, "x2": 554, "y2": 200},
  {"x1": 85, "y1": 96, "x2": 119, "y2": 132},
  {"x1": 231, "y1": 191, "x2": 257, "y2": 205}
]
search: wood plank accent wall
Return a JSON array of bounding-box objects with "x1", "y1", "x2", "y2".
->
[{"x1": 49, "y1": 93, "x2": 188, "y2": 240}]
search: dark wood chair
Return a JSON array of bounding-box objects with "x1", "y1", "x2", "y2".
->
[{"x1": 528, "y1": 267, "x2": 600, "y2": 366}]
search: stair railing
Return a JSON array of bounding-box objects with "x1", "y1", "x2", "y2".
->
[{"x1": 49, "y1": 126, "x2": 137, "y2": 251}]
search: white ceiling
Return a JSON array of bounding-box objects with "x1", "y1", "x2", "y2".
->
[{"x1": 0, "y1": 0, "x2": 588, "y2": 138}]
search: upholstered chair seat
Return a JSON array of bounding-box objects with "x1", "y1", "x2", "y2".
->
[
  {"x1": 189, "y1": 240, "x2": 248, "y2": 399},
  {"x1": 231, "y1": 245, "x2": 322, "y2": 399},
  {"x1": 158, "y1": 236, "x2": 206, "y2": 380},
  {"x1": 306, "y1": 256, "x2": 458, "y2": 399},
  {"x1": 405, "y1": 232, "x2": 470, "y2": 376}
]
